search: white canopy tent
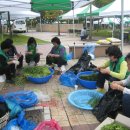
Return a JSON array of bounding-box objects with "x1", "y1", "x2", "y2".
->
[
  {"x1": 99, "y1": 0, "x2": 130, "y2": 52},
  {"x1": 0, "y1": 0, "x2": 31, "y2": 12},
  {"x1": 93, "y1": 18, "x2": 120, "y2": 25},
  {"x1": 60, "y1": 7, "x2": 86, "y2": 20},
  {"x1": 100, "y1": 0, "x2": 130, "y2": 17},
  {"x1": 1, "y1": 11, "x2": 40, "y2": 20},
  {"x1": 60, "y1": 4, "x2": 98, "y2": 20},
  {"x1": 0, "y1": 0, "x2": 40, "y2": 19}
]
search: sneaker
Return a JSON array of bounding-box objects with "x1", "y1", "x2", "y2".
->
[
  {"x1": 61, "y1": 65, "x2": 66, "y2": 72},
  {"x1": 96, "y1": 88, "x2": 106, "y2": 94}
]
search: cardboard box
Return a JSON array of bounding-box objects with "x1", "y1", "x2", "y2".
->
[{"x1": 95, "y1": 114, "x2": 130, "y2": 130}]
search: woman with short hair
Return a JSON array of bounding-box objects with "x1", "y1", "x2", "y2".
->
[
  {"x1": 46, "y1": 37, "x2": 67, "y2": 70},
  {"x1": 96, "y1": 45, "x2": 128, "y2": 92}
]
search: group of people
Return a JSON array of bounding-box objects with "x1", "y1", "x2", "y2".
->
[
  {"x1": 95, "y1": 45, "x2": 130, "y2": 118},
  {"x1": 0, "y1": 35, "x2": 130, "y2": 118},
  {"x1": 0, "y1": 36, "x2": 67, "y2": 83}
]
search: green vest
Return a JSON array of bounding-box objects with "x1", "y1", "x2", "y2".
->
[
  {"x1": 109, "y1": 56, "x2": 125, "y2": 73},
  {"x1": 0, "y1": 49, "x2": 9, "y2": 68},
  {"x1": 28, "y1": 44, "x2": 36, "y2": 55},
  {"x1": 55, "y1": 45, "x2": 67, "y2": 61},
  {"x1": 125, "y1": 71, "x2": 130, "y2": 78},
  {"x1": 125, "y1": 71, "x2": 130, "y2": 89},
  {"x1": 27, "y1": 44, "x2": 36, "y2": 59}
]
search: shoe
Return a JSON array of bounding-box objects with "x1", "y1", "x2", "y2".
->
[
  {"x1": 96, "y1": 88, "x2": 106, "y2": 94},
  {"x1": 6, "y1": 79, "x2": 15, "y2": 84},
  {"x1": 54, "y1": 70, "x2": 61, "y2": 75}
]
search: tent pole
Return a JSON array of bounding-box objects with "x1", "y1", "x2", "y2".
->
[
  {"x1": 7, "y1": 11, "x2": 12, "y2": 38},
  {"x1": 121, "y1": 0, "x2": 124, "y2": 52},
  {"x1": 58, "y1": 16, "x2": 60, "y2": 36},
  {"x1": 72, "y1": 9, "x2": 75, "y2": 37},
  {"x1": 40, "y1": 13, "x2": 42, "y2": 32},
  {"x1": 89, "y1": 3, "x2": 92, "y2": 40},
  {"x1": 112, "y1": 16, "x2": 115, "y2": 37},
  {"x1": 86, "y1": 17, "x2": 87, "y2": 29},
  {"x1": 72, "y1": 2, "x2": 75, "y2": 37}
]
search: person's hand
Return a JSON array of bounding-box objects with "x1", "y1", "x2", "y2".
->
[
  {"x1": 47, "y1": 53, "x2": 52, "y2": 57},
  {"x1": 16, "y1": 53, "x2": 21, "y2": 58},
  {"x1": 12, "y1": 60, "x2": 19, "y2": 65},
  {"x1": 26, "y1": 52, "x2": 32, "y2": 54},
  {"x1": 100, "y1": 68, "x2": 110, "y2": 74},
  {"x1": 38, "y1": 53, "x2": 43, "y2": 55},
  {"x1": 48, "y1": 54, "x2": 55, "y2": 57},
  {"x1": 110, "y1": 82, "x2": 119, "y2": 90},
  {"x1": 51, "y1": 54, "x2": 55, "y2": 57},
  {"x1": 96, "y1": 67, "x2": 101, "y2": 71},
  {"x1": 112, "y1": 81, "x2": 121, "y2": 84}
]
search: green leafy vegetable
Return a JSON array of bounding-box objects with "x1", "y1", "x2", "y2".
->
[
  {"x1": 14, "y1": 66, "x2": 51, "y2": 86},
  {"x1": 80, "y1": 73, "x2": 98, "y2": 81},
  {"x1": 101, "y1": 122, "x2": 129, "y2": 130},
  {"x1": 87, "y1": 97, "x2": 100, "y2": 108},
  {"x1": 22, "y1": 66, "x2": 51, "y2": 78}
]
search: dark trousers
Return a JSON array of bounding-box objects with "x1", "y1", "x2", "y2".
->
[
  {"x1": 96, "y1": 72, "x2": 120, "y2": 89},
  {"x1": 17, "y1": 55, "x2": 23, "y2": 69},
  {"x1": 122, "y1": 94, "x2": 130, "y2": 118},
  {"x1": 46, "y1": 56, "x2": 67, "y2": 67},
  {"x1": 9, "y1": 64, "x2": 16, "y2": 77},
  {"x1": 0, "y1": 65, "x2": 14, "y2": 80},
  {"x1": 80, "y1": 35, "x2": 88, "y2": 40},
  {"x1": 25, "y1": 53, "x2": 40, "y2": 64}
]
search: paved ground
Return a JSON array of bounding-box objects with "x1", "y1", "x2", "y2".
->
[{"x1": 1, "y1": 31, "x2": 130, "y2": 130}]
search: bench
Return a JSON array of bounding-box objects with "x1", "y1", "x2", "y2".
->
[{"x1": 68, "y1": 43, "x2": 120, "y2": 59}]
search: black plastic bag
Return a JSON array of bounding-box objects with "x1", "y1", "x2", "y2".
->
[
  {"x1": 0, "y1": 101, "x2": 9, "y2": 118},
  {"x1": 67, "y1": 51, "x2": 92, "y2": 74},
  {"x1": 92, "y1": 90, "x2": 123, "y2": 122}
]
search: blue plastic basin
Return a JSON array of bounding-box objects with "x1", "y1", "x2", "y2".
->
[
  {"x1": 27, "y1": 68, "x2": 54, "y2": 84},
  {"x1": 77, "y1": 71, "x2": 98, "y2": 89},
  {"x1": 68, "y1": 90, "x2": 103, "y2": 110}
]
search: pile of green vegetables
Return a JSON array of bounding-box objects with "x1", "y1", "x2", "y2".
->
[
  {"x1": 14, "y1": 66, "x2": 51, "y2": 86},
  {"x1": 87, "y1": 96, "x2": 101, "y2": 108},
  {"x1": 80, "y1": 73, "x2": 98, "y2": 81},
  {"x1": 101, "y1": 122, "x2": 129, "y2": 130},
  {"x1": 22, "y1": 66, "x2": 51, "y2": 78}
]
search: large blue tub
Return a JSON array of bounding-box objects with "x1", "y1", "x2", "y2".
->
[
  {"x1": 77, "y1": 71, "x2": 98, "y2": 89},
  {"x1": 27, "y1": 68, "x2": 54, "y2": 84}
]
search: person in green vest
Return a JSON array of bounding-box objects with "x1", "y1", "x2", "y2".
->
[
  {"x1": 46, "y1": 37, "x2": 67, "y2": 70},
  {"x1": 110, "y1": 52, "x2": 130, "y2": 118},
  {"x1": 96, "y1": 45, "x2": 128, "y2": 92},
  {"x1": 0, "y1": 40, "x2": 19, "y2": 83},
  {"x1": 25, "y1": 37, "x2": 40, "y2": 66}
]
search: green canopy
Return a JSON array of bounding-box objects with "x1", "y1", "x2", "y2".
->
[
  {"x1": 77, "y1": 2, "x2": 113, "y2": 18},
  {"x1": 31, "y1": 0, "x2": 71, "y2": 11}
]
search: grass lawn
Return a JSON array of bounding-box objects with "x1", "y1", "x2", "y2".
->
[
  {"x1": 92, "y1": 29, "x2": 112, "y2": 37},
  {"x1": 0, "y1": 34, "x2": 48, "y2": 45}
]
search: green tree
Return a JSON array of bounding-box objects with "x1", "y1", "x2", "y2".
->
[
  {"x1": 41, "y1": 10, "x2": 63, "y2": 20},
  {"x1": 94, "y1": 0, "x2": 114, "y2": 8}
]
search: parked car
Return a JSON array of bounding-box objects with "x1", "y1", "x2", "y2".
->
[{"x1": 12, "y1": 19, "x2": 27, "y2": 33}]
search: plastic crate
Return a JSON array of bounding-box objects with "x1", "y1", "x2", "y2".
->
[{"x1": 0, "y1": 112, "x2": 9, "y2": 129}]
